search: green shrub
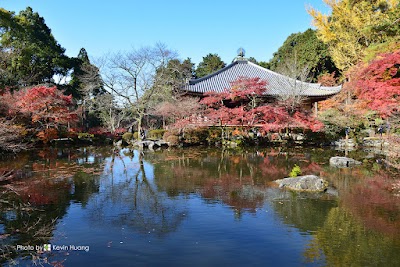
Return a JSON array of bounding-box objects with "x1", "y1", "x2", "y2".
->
[
  {"x1": 122, "y1": 132, "x2": 133, "y2": 142},
  {"x1": 78, "y1": 132, "x2": 94, "y2": 140},
  {"x1": 123, "y1": 131, "x2": 138, "y2": 140},
  {"x1": 148, "y1": 129, "x2": 166, "y2": 140},
  {"x1": 289, "y1": 164, "x2": 302, "y2": 177}
]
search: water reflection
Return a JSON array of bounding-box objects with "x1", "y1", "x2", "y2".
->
[
  {"x1": 271, "y1": 194, "x2": 337, "y2": 234},
  {"x1": 0, "y1": 146, "x2": 399, "y2": 266},
  {"x1": 84, "y1": 149, "x2": 188, "y2": 236},
  {"x1": 305, "y1": 207, "x2": 400, "y2": 266},
  {"x1": 0, "y1": 147, "x2": 109, "y2": 265}
]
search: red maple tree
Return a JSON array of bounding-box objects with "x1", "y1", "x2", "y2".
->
[
  {"x1": 187, "y1": 77, "x2": 323, "y2": 133},
  {"x1": 153, "y1": 97, "x2": 202, "y2": 127},
  {"x1": 7, "y1": 86, "x2": 78, "y2": 142},
  {"x1": 354, "y1": 50, "x2": 400, "y2": 118}
]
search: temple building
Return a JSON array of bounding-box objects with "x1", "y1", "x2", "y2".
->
[{"x1": 182, "y1": 49, "x2": 342, "y2": 115}]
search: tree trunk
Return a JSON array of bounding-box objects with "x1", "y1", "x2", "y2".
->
[{"x1": 138, "y1": 113, "x2": 144, "y2": 141}]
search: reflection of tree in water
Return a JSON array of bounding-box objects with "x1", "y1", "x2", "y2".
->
[
  {"x1": 304, "y1": 207, "x2": 400, "y2": 266},
  {"x1": 0, "y1": 152, "x2": 32, "y2": 182},
  {"x1": 71, "y1": 171, "x2": 101, "y2": 207},
  {"x1": 340, "y1": 171, "x2": 400, "y2": 236},
  {"x1": 322, "y1": 165, "x2": 400, "y2": 237},
  {"x1": 271, "y1": 192, "x2": 337, "y2": 233},
  {"x1": 152, "y1": 149, "x2": 266, "y2": 218},
  {"x1": 0, "y1": 147, "x2": 110, "y2": 265},
  {"x1": 151, "y1": 148, "x2": 327, "y2": 219},
  {"x1": 294, "y1": 159, "x2": 400, "y2": 266},
  {"x1": 0, "y1": 188, "x2": 69, "y2": 265},
  {"x1": 86, "y1": 149, "x2": 187, "y2": 237}
]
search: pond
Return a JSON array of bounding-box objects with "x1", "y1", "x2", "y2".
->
[{"x1": 1, "y1": 146, "x2": 400, "y2": 266}]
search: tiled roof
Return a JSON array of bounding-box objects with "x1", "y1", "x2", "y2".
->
[{"x1": 183, "y1": 60, "x2": 342, "y2": 97}]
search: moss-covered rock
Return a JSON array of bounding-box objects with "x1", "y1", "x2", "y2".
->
[{"x1": 274, "y1": 175, "x2": 328, "y2": 192}]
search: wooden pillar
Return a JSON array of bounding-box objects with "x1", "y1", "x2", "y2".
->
[{"x1": 313, "y1": 102, "x2": 318, "y2": 117}]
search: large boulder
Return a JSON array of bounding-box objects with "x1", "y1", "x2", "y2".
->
[
  {"x1": 329, "y1": 156, "x2": 361, "y2": 168},
  {"x1": 274, "y1": 175, "x2": 328, "y2": 192}
]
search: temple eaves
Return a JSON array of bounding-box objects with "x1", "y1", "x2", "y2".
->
[{"x1": 183, "y1": 58, "x2": 342, "y2": 98}]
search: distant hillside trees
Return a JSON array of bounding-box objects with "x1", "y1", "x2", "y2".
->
[{"x1": 268, "y1": 29, "x2": 339, "y2": 82}]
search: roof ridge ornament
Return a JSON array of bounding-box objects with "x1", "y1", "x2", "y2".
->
[
  {"x1": 233, "y1": 47, "x2": 247, "y2": 62},
  {"x1": 237, "y1": 47, "x2": 245, "y2": 57}
]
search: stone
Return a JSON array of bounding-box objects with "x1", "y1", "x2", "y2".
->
[
  {"x1": 329, "y1": 156, "x2": 362, "y2": 168},
  {"x1": 133, "y1": 140, "x2": 170, "y2": 150},
  {"x1": 274, "y1": 175, "x2": 328, "y2": 192},
  {"x1": 362, "y1": 137, "x2": 389, "y2": 147},
  {"x1": 332, "y1": 138, "x2": 356, "y2": 148}
]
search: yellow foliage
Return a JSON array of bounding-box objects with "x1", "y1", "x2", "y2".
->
[{"x1": 308, "y1": 0, "x2": 399, "y2": 72}]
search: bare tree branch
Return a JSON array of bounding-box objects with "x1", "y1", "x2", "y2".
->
[
  {"x1": 100, "y1": 43, "x2": 178, "y2": 138},
  {"x1": 275, "y1": 56, "x2": 311, "y2": 115}
]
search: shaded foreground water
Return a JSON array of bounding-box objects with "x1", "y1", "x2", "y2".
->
[{"x1": 1, "y1": 146, "x2": 400, "y2": 266}]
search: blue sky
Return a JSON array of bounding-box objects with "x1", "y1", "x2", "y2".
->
[{"x1": 2, "y1": 0, "x2": 330, "y2": 66}]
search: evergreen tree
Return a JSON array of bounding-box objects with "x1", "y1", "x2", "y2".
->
[
  {"x1": 269, "y1": 29, "x2": 339, "y2": 82},
  {"x1": 157, "y1": 57, "x2": 195, "y2": 90},
  {"x1": 68, "y1": 48, "x2": 104, "y2": 99},
  {"x1": 0, "y1": 7, "x2": 71, "y2": 87},
  {"x1": 195, "y1": 53, "x2": 225, "y2": 78},
  {"x1": 68, "y1": 48, "x2": 104, "y2": 129}
]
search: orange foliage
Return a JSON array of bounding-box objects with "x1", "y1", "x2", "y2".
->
[
  {"x1": 37, "y1": 128, "x2": 58, "y2": 143},
  {"x1": 320, "y1": 50, "x2": 400, "y2": 120},
  {"x1": 318, "y1": 72, "x2": 338, "y2": 87},
  {"x1": 231, "y1": 128, "x2": 244, "y2": 136},
  {"x1": 2, "y1": 86, "x2": 78, "y2": 143}
]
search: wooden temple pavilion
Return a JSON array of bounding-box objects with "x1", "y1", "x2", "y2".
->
[{"x1": 182, "y1": 50, "x2": 342, "y2": 115}]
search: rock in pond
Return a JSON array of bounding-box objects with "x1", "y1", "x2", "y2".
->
[
  {"x1": 329, "y1": 156, "x2": 361, "y2": 168},
  {"x1": 133, "y1": 140, "x2": 170, "y2": 150},
  {"x1": 274, "y1": 175, "x2": 328, "y2": 192}
]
